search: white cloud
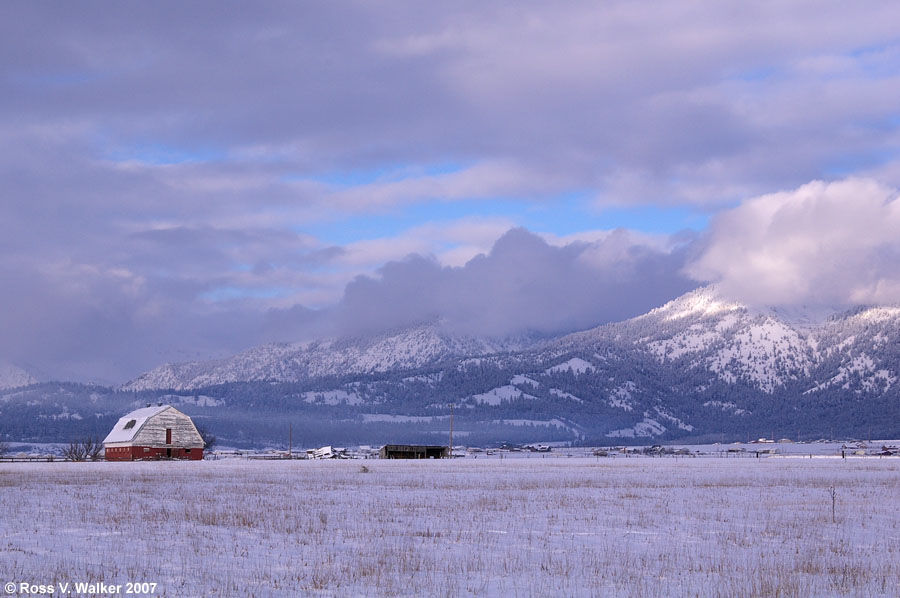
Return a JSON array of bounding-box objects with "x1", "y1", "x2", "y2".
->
[
  {"x1": 688, "y1": 178, "x2": 900, "y2": 306},
  {"x1": 328, "y1": 160, "x2": 566, "y2": 211}
]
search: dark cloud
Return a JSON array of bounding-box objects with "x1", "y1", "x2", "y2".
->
[
  {"x1": 0, "y1": 226, "x2": 697, "y2": 383},
  {"x1": 335, "y1": 228, "x2": 698, "y2": 338},
  {"x1": 0, "y1": 257, "x2": 328, "y2": 385}
]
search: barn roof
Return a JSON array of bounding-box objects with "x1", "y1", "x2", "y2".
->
[{"x1": 103, "y1": 405, "x2": 171, "y2": 444}]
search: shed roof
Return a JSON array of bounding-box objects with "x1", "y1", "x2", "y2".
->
[{"x1": 103, "y1": 405, "x2": 171, "y2": 444}]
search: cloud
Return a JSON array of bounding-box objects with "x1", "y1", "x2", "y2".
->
[
  {"x1": 4, "y1": 3, "x2": 900, "y2": 382},
  {"x1": 0, "y1": 256, "x2": 327, "y2": 385},
  {"x1": 688, "y1": 178, "x2": 900, "y2": 305},
  {"x1": 335, "y1": 217, "x2": 515, "y2": 269},
  {"x1": 3, "y1": 2, "x2": 900, "y2": 212},
  {"x1": 0, "y1": 212, "x2": 698, "y2": 383},
  {"x1": 335, "y1": 228, "x2": 698, "y2": 338},
  {"x1": 327, "y1": 161, "x2": 567, "y2": 210}
]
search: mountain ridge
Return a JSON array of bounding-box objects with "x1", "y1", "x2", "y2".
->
[
  {"x1": 125, "y1": 285, "x2": 900, "y2": 400},
  {"x1": 6, "y1": 286, "x2": 900, "y2": 447},
  {"x1": 123, "y1": 321, "x2": 548, "y2": 392}
]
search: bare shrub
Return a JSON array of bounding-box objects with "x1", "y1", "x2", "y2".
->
[
  {"x1": 63, "y1": 438, "x2": 103, "y2": 461},
  {"x1": 63, "y1": 440, "x2": 86, "y2": 461}
]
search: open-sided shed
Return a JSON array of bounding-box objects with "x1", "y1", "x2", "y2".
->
[{"x1": 379, "y1": 444, "x2": 449, "y2": 459}]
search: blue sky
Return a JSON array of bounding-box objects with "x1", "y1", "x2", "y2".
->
[
  {"x1": 305, "y1": 195, "x2": 711, "y2": 247},
  {"x1": 2, "y1": 1, "x2": 900, "y2": 382}
]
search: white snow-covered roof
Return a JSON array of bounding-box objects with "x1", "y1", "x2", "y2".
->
[{"x1": 103, "y1": 405, "x2": 171, "y2": 444}]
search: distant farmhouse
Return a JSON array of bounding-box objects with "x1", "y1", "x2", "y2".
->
[{"x1": 103, "y1": 404, "x2": 204, "y2": 461}]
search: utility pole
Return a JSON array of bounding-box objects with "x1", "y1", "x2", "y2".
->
[
  {"x1": 448, "y1": 403, "x2": 453, "y2": 459},
  {"x1": 289, "y1": 423, "x2": 292, "y2": 459}
]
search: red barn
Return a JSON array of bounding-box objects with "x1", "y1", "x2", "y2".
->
[{"x1": 103, "y1": 405, "x2": 204, "y2": 461}]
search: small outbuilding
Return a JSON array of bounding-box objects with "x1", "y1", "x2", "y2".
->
[
  {"x1": 379, "y1": 444, "x2": 449, "y2": 459},
  {"x1": 103, "y1": 404, "x2": 204, "y2": 461}
]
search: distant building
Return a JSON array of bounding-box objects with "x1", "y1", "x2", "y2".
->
[
  {"x1": 379, "y1": 444, "x2": 449, "y2": 459},
  {"x1": 312, "y1": 446, "x2": 347, "y2": 459},
  {"x1": 103, "y1": 405, "x2": 204, "y2": 461}
]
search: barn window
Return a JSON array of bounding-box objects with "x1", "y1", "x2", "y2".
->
[{"x1": 123, "y1": 419, "x2": 136, "y2": 430}]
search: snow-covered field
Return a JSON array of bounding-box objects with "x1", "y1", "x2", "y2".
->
[{"x1": 2, "y1": 459, "x2": 899, "y2": 597}]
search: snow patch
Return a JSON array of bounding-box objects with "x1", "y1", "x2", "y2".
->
[
  {"x1": 301, "y1": 390, "x2": 364, "y2": 405},
  {"x1": 402, "y1": 372, "x2": 444, "y2": 384},
  {"x1": 608, "y1": 382, "x2": 636, "y2": 411},
  {"x1": 470, "y1": 385, "x2": 539, "y2": 405},
  {"x1": 39, "y1": 406, "x2": 84, "y2": 421},
  {"x1": 804, "y1": 353, "x2": 895, "y2": 394},
  {"x1": 546, "y1": 358, "x2": 595, "y2": 375},
  {"x1": 648, "y1": 331, "x2": 721, "y2": 361},
  {"x1": 360, "y1": 414, "x2": 442, "y2": 423},
  {"x1": 606, "y1": 417, "x2": 666, "y2": 438},
  {"x1": 715, "y1": 314, "x2": 741, "y2": 332},
  {"x1": 654, "y1": 408, "x2": 693, "y2": 432},
  {"x1": 549, "y1": 388, "x2": 583, "y2": 403},
  {"x1": 0, "y1": 363, "x2": 37, "y2": 390},
  {"x1": 853, "y1": 306, "x2": 900, "y2": 324},
  {"x1": 510, "y1": 374, "x2": 540, "y2": 387},
  {"x1": 706, "y1": 318, "x2": 812, "y2": 393},
  {"x1": 161, "y1": 394, "x2": 225, "y2": 407},
  {"x1": 649, "y1": 286, "x2": 742, "y2": 322},
  {"x1": 493, "y1": 418, "x2": 570, "y2": 429},
  {"x1": 702, "y1": 401, "x2": 749, "y2": 416}
]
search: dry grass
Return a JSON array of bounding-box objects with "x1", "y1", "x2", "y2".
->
[{"x1": 1, "y1": 458, "x2": 899, "y2": 597}]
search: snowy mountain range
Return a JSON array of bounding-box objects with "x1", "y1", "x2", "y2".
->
[
  {"x1": 4, "y1": 286, "x2": 900, "y2": 447},
  {"x1": 593, "y1": 286, "x2": 899, "y2": 398},
  {"x1": 126, "y1": 286, "x2": 900, "y2": 400},
  {"x1": 123, "y1": 323, "x2": 540, "y2": 392}
]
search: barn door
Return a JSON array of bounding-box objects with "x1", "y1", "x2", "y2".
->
[{"x1": 166, "y1": 428, "x2": 172, "y2": 444}]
